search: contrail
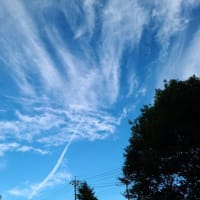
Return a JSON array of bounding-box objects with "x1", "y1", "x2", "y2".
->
[{"x1": 29, "y1": 120, "x2": 83, "y2": 199}]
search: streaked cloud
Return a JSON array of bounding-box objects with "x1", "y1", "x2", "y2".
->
[
  {"x1": 126, "y1": 73, "x2": 138, "y2": 98},
  {"x1": 0, "y1": 106, "x2": 119, "y2": 147},
  {"x1": 151, "y1": 0, "x2": 200, "y2": 52},
  {"x1": 8, "y1": 170, "x2": 71, "y2": 199},
  {"x1": 28, "y1": 121, "x2": 82, "y2": 199},
  {"x1": 100, "y1": 0, "x2": 148, "y2": 104},
  {"x1": 0, "y1": 143, "x2": 48, "y2": 157},
  {"x1": 0, "y1": 0, "x2": 199, "y2": 158},
  {"x1": 180, "y1": 28, "x2": 200, "y2": 78},
  {"x1": 0, "y1": 0, "x2": 200, "y2": 198}
]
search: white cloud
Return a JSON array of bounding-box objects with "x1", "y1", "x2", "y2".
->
[
  {"x1": 17, "y1": 146, "x2": 49, "y2": 155},
  {"x1": 147, "y1": 0, "x2": 200, "y2": 87},
  {"x1": 180, "y1": 29, "x2": 200, "y2": 78},
  {"x1": 102, "y1": 0, "x2": 148, "y2": 45},
  {"x1": 0, "y1": 0, "x2": 148, "y2": 108},
  {"x1": 152, "y1": 0, "x2": 185, "y2": 49},
  {"x1": 36, "y1": 107, "x2": 118, "y2": 145},
  {"x1": 82, "y1": 0, "x2": 96, "y2": 37},
  {"x1": 8, "y1": 187, "x2": 30, "y2": 197},
  {"x1": 151, "y1": 0, "x2": 200, "y2": 52},
  {"x1": 8, "y1": 170, "x2": 71, "y2": 199},
  {"x1": 0, "y1": 1, "x2": 199, "y2": 199},
  {"x1": 39, "y1": 171, "x2": 72, "y2": 189},
  {"x1": 0, "y1": 143, "x2": 49, "y2": 157},
  {"x1": 60, "y1": 0, "x2": 96, "y2": 39},
  {"x1": 28, "y1": 121, "x2": 81, "y2": 199},
  {"x1": 0, "y1": 106, "x2": 119, "y2": 148},
  {"x1": 43, "y1": 25, "x2": 107, "y2": 109},
  {"x1": 0, "y1": 0, "x2": 65, "y2": 98},
  {"x1": 155, "y1": 27, "x2": 200, "y2": 87},
  {"x1": 0, "y1": 143, "x2": 20, "y2": 156},
  {"x1": 126, "y1": 73, "x2": 139, "y2": 98},
  {"x1": 0, "y1": 0, "x2": 199, "y2": 107},
  {"x1": 0, "y1": 0, "x2": 199, "y2": 157},
  {"x1": 100, "y1": 0, "x2": 148, "y2": 104}
]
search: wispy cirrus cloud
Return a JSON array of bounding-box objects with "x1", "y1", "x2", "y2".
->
[
  {"x1": 0, "y1": 0, "x2": 65, "y2": 97},
  {"x1": 0, "y1": 143, "x2": 48, "y2": 157},
  {"x1": 0, "y1": 0, "x2": 199, "y2": 110},
  {"x1": 100, "y1": 0, "x2": 148, "y2": 104},
  {"x1": 60, "y1": 0, "x2": 97, "y2": 39},
  {"x1": 0, "y1": 105, "x2": 119, "y2": 147},
  {"x1": 126, "y1": 73, "x2": 139, "y2": 98},
  {"x1": 0, "y1": 0, "x2": 199, "y2": 161},
  {"x1": 8, "y1": 170, "x2": 71, "y2": 199},
  {"x1": 152, "y1": 0, "x2": 186, "y2": 50},
  {"x1": 1, "y1": 0, "x2": 200, "y2": 198},
  {"x1": 180, "y1": 28, "x2": 200, "y2": 78},
  {"x1": 151, "y1": 0, "x2": 200, "y2": 51},
  {"x1": 28, "y1": 121, "x2": 82, "y2": 200},
  {"x1": 148, "y1": 0, "x2": 200, "y2": 86},
  {"x1": 0, "y1": 0, "x2": 117, "y2": 152}
]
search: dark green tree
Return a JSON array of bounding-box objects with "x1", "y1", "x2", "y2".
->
[
  {"x1": 77, "y1": 181, "x2": 98, "y2": 200},
  {"x1": 121, "y1": 76, "x2": 200, "y2": 199}
]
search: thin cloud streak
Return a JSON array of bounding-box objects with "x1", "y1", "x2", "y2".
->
[
  {"x1": 0, "y1": 0, "x2": 65, "y2": 97},
  {"x1": 8, "y1": 171, "x2": 71, "y2": 198},
  {"x1": 0, "y1": 0, "x2": 199, "y2": 153},
  {"x1": 180, "y1": 28, "x2": 200, "y2": 78},
  {"x1": 28, "y1": 119, "x2": 83, "y2": 199},
  {"x1": 1, "y1": 1, "x2": 200, "y2": 198},
  {"x1": 44, "y1": 27, "x2": 102, "y2": 108},
  {"x1": 151, "y1": 0, "x2": 200, "y2": 53},
  {"x1": 0, "y1": 106, "x2": 118, "y2": 147},
  {"x1": 0, "y1": 143, "x2": 48, "y2": 157},
  {"x1": 100, "y1": 0, "x2": 148, "y2": 104},
  {"x1": 0, "y1": 0, "x2": 199, "y2": 154}
]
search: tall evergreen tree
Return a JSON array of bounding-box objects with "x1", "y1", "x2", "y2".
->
[
  {"x1": 77, "y1": 181, "x2": 98, "y2": 200},
  {"x1": 121, "y1": 76, "x2": 200, "y2": 199}
]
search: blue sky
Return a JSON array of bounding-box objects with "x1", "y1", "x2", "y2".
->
[{"x1": 0, "y1": 0, "x2": 200, "y2": 199}]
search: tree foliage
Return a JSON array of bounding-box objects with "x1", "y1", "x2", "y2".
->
[
  {"x1": 77, "y1": 181, "x2": 98, "y2": 200},
  {"x1": 121, "y1": 76, "x2": 200, "y2": 199}
]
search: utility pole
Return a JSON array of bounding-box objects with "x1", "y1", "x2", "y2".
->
[{"x1": 70, "y1": 176, "x2": 80, "y2": 200}]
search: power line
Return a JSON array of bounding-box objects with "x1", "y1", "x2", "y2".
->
[
  {"x1": 31, "y1": 168, "x2": 123, "y2": 200},
  {"x1": 82, "y1": 168, "x2": 121, "y2": 180}
]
